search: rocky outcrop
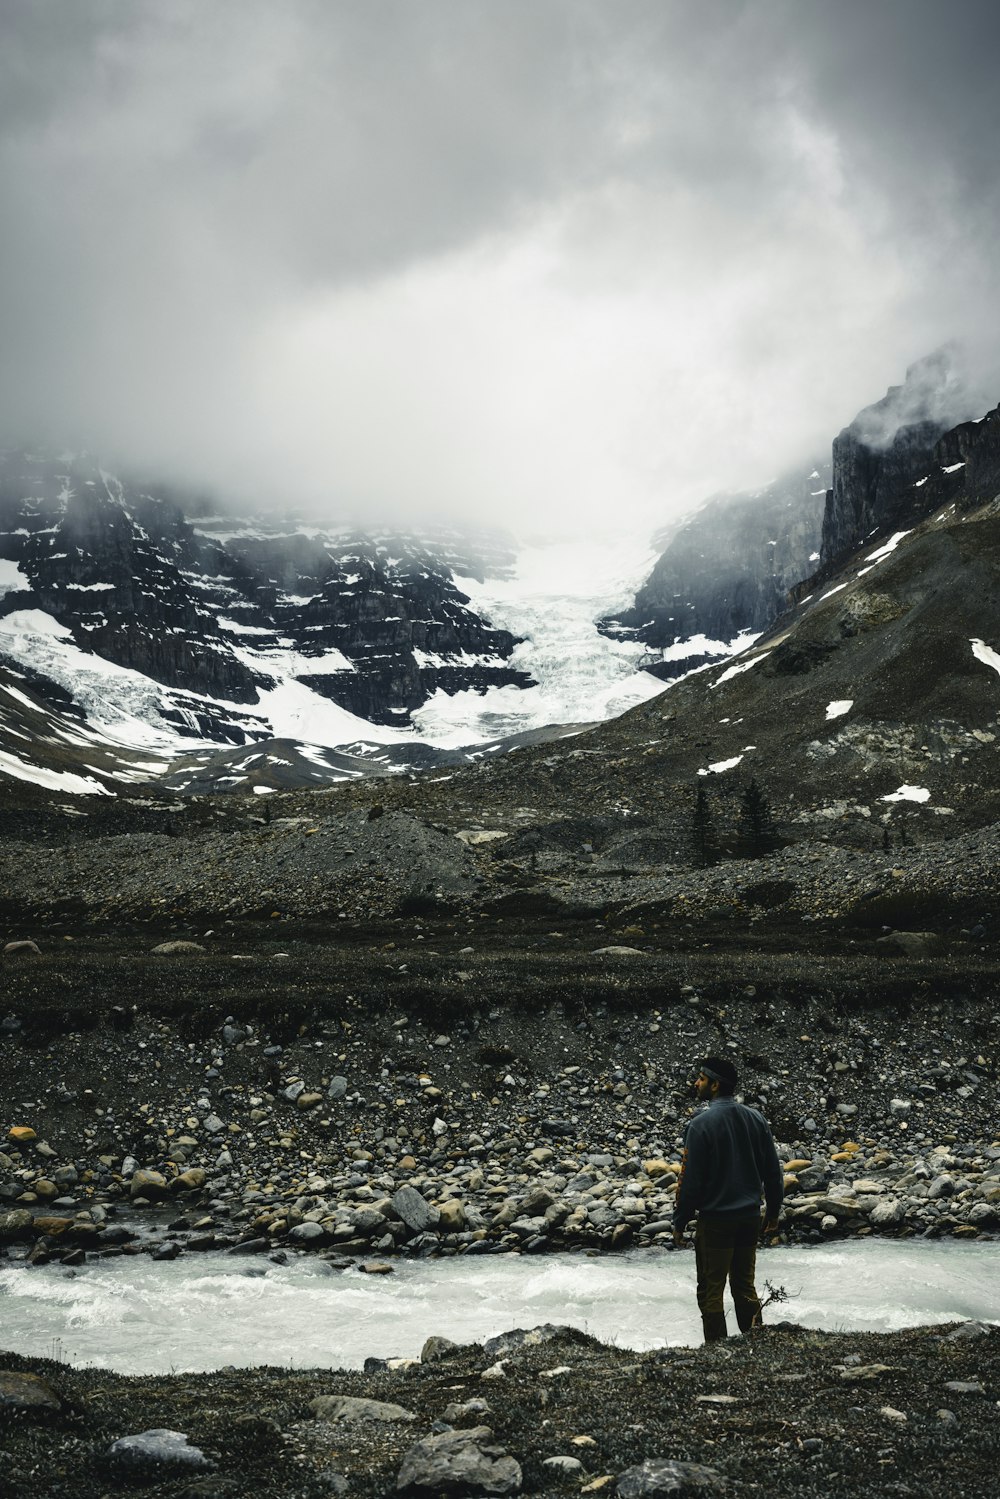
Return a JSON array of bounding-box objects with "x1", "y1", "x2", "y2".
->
[
  {"x1": 0, "y1": 451, "x2": 530, "y2": 732},
  {"x1": 609, "y1": 348, "x2": 998, "y2": 678},
  {"x1": 819, "y1": 347, "x2": 986, "y2": 567},
  {"x1": 600, "y1": 462, "x2": 827, "y2": 675}
]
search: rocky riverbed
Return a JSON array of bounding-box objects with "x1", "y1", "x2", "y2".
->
[{"x1": 1, "y1": 925, "x2": 998, "y2": 1266}]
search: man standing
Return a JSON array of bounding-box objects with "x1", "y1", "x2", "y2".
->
[{"x1": 673, "y1": 1056, "x2": 783, "y2": 1342}]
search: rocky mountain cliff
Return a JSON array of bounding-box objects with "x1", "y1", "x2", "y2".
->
[
  {"x1": 599, "y1": 462, "x2": 828, "y2": 678},
  {"x1": 819, "y1": 346, "x2": 989, "y2": 567},
  {"x1": 605, "y1": 347, "x2": 997, "y2": 681},
  {"x1": 0, "y1": 451, "x2": 530, "y2": 739}
]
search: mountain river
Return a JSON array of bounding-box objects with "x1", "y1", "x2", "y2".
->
[{"x1": 1, "y1": 1241, "x2": 997, "y2": 1374}]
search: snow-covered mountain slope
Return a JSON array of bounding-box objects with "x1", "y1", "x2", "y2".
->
[
  {"x1": 371, "y1": 461, "x2": 1000, "y2": 855},
  {"x1": 2, "y1": 351, "x2": 998, "y2": 806},
  {"x1": 0, "y1": 451, "x2": 539, "y2": 733},
  {"x1": 0, "y1": 457, "x2": 664, "y2": 796}
]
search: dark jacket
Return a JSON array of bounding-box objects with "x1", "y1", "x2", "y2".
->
[{"x1": 674, "y1": 1095, "x2": 783, "y2": 1230}]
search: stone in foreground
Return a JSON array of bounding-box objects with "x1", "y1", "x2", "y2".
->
[
  {"x1": 395, "y1": 1425, "x2": 521, "y2": 1496},
  {"x1": 0, "y1": 1371, "x2": 62, "y2": 1416},
  {"x1": 616, "y1": 1458, "x2": 727, "y2": 1496},
  {"x1": 107, "y1": 1429, "x2": 214, "y2": 1474},
  {"x1": 309, "y1": 1394, "x2": 415, "y2": 1423}
]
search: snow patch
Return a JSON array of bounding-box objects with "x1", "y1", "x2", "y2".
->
[
  {"x1": 0, "y1": 558, "x2": 29, "y2": 596},
  {"x1": 971, "y1": 639, "x2": 1000, "y2": 678},
  {"x1": 660, "y1": 629, "x2": 760, "y2": 664},
  {"x1": 0, "y1": 748, "x2": 112, "y2": 795},
  {"x1": 826, "y1": 700, "x2": 853, "y2": 721},
  {"x1": 857, "y1": 530, "x2": 912, "y2": 577},
  {"x1": 697, "y1": 754, "x2": 744, "y2": 776},
  {"x1": 710, "y1": 652, "x2": 770, "y2": 688},
  {"x1": 881, "y1": 786, "x2": 931, "y2": 804}
]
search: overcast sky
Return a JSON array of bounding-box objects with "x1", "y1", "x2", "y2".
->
[{"x1": 2, "y1": 0, "x2": 999, "y2": 541}]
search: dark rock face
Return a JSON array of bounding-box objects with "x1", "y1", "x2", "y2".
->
[
  {"x1": 794, "y1": 400, "x2": 1000, "y2": 607},
  {"x1": 600, "y1": 463, "x2": 828, "y2": 676},
  {"x1": 608, "y1": 348, "x2": 999, "y2": 682},
  {"x1": 820, "y1": 347, "x2": 985, "y2": 568},
  {"x1": 0, "y1": 451, "x2": 530, "y2": 735}
]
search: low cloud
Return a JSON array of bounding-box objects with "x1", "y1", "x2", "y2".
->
[{"x1": 1, "y1": 0, "x2": 998, "y2": 539}]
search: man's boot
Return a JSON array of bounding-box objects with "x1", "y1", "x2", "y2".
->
[{"x1": 702, "y1": 1311, "x2": 728, "y2": 1342}]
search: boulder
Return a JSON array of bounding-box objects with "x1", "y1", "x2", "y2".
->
[
  {"x1": 869, "y1": 1197, "x2": 906, "y2": 1227},
  {"x1": 520, "y1": 1186, "x2": 556, "y2": 1215},
  {"x1": 0, "y1": 1208, "x2": 34, "y2": 1241},
  {"x1": 172, "y1": 1168, "x2": 208, "y2": 1192},
  {"x1": 875, "y1": 931, "x2": 943, "y2": 957},
  {"x1": 421, "y1": 1335, "x2": 459, "y2": 1363},
  {"x1": 288, "y1": 1221, "x2": 326, "y2": 1244},
  {"x1": 437, "y1": 1199, "x2": 467, "y2": 1232},
  {"x1": 107, "y1": 1429, "x2": 213, "y2": 1475},
  {"x1": 392, "y1": 1185, "x2": 440, "y2": 1234},
  {"x1": 0, "y1": 1370, "x2": 62, "y2": 1415},
  {"x1": 395, "y1": 1426, "x2": 521, "y2": 1496},
  {"x1": 352, "y1": 1207, "x2": 388, "y2": 1236},
  {"x1": 151, "y1": 941, "x2": 206, "y2": 955},
  {"x1": 310, "y1": 1395, "x2": 415, "y2": 1423},
  {"x1": 130, "y1": 1169, "x2": 171, "y2": 1200},
  {"x1": 31, "y1": 1216, "x2": 74, "y2": 1237},
  {"x1": 643, "y1": 1159, "x2": 677, "y2": 1179}
]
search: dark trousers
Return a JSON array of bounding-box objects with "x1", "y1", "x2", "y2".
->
[{"x1": 694, "y1": 1214, "x2": 763, "y2": 1342}]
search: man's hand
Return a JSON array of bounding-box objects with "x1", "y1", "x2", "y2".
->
[
  {"x1": 672, "y1": 1226, "x2": 687, "y2": 1249},
  {"x1": 763, "y1": 1216, "x2": 780, "y2": 1236}
]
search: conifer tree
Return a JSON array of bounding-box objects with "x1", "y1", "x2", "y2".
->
[
  {"x1": 736, "y1": 777, "x2": 778, "y2": 858},
  {"x1": 691, "y1": 783, "x2": 720, "y2": 867}
]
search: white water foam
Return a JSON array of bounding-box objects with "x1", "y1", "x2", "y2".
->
[{"x1": 0, "y1": 1241, "x2": 996, "y2": 1375}]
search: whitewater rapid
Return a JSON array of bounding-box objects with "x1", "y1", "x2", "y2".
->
[{"x1": 1, "y1": 1241, "x2": 996, "y2": 1375}]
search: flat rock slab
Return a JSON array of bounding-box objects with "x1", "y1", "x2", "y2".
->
[
  {"x1": 392, "y1": 1185, "x2": 440, "y2": 1234},
  {"x1": 0, "y1": 1371, "x2": 62, "y2": 1416},
  {"x1": 838, "y1": 1363, "x2": 897, "y2": 1382},
  {"x1": 309, "y1": 1395, "x2": 415, "y2": 1423},
  {"x1": 107, "y1": 1428, "x2": 213, "y2": 1474},
  {"x1": 616, "y1": 1459, "x2": 727, "y2": 1496},
  {"x1": 396, "y1": 1425, "x2": 522, "y2": 1496}
]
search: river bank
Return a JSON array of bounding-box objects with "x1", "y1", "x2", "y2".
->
[
  {"x1": 2, "y1": 922, "x2": 999, "y2": 1268},
  {"x1": 3, "y1": 1318, "x2": 999, "y2": 1498}
]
